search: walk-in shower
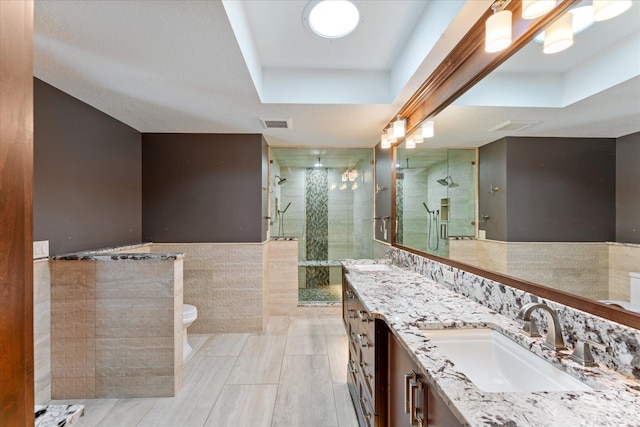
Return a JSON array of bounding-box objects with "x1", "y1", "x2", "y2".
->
[{"x1": 270, "y1": 147, "x2": 374, "y2": 303}]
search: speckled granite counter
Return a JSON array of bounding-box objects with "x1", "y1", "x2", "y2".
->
[
  {"x1": 35, "y1": 404, "x2": 84, "y2": 426},
  {"x1": 343, "y1": 260, "x2": 640, "y2": 427},
  {"x1": 51, "y1": 252, "x2": 184, "y2": 261}
]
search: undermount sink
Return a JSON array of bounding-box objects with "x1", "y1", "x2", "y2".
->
[
  {"x1": 421, "y1": 328, "x2": 592, "y2": 393},
  {"x1": 348, "y1": 264, "x2": 391, "y2": 272}
]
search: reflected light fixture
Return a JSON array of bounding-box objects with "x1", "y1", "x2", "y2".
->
[
  {"x1": 381, "y1": 133, "x2": 391, "y2": 149},
  {"x1": 534, "y1": 5, "x2": 594, "y2": 43},
  {"x1": 422, "y1": 120, "x2": 435, "y2": 138},
  {"x1": 393, "y1": 116, "x2": 406, "y2": 138},
  {"x1": 307, "y1": 0, "x2": 360, "y2": 39},
  {"x1": 522, "y1": 0, "x2": 557, "y2": 19},
  {"x1": 543, "y1": 12, "x2": 573, "y2": 54},
  {"x1": 413, "y1": 132, "x2": 424, "y2": 144},
  {"x1": 386, "y1": 127, "x2": 398, "y2": 143},
  {"x1": 314, "y1": 157, "x2": 322, "y2": 167},
  {"x1": 405, "y1": 136, "x2": 416, "y2": 149},
  {"x1": 593, "y1": 0, "x2": 632, "y2": 21},
  {"x1": 485, "y1": 0, "x2": 513, "y2": 53}
]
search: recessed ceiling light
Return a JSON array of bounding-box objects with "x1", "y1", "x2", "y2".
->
[
  {"x1": 534, "y1": 5, "x2": 595, "y2": 43},
  {"x1": 306, "y1": 0, "x2": 360, "y2": 39}
]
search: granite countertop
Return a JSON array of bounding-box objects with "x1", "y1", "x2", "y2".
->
[
  {"x1": 342, "y1": 260, "x2": 640, "y2": 427},
  {"x1": 51, "y1": 253, "x2": 185, "y2": 261}
]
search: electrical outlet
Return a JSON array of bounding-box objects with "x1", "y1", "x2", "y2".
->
[
  {"x1": 443, "y1": 270, "x2": 455, "y2": 284},
  {"x1": 33, "y1": 240, "x2": 49, "y2": 259}
]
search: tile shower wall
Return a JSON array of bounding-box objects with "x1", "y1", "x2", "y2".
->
[
  {"x1": 50, "y1": 257, "x2": 182, "y2": 398},
  {"x1": 306, "y1": 168, "x2": 329, "y2": 286},
  {"x1": 353, "y1": 157, "x2": 374, "y2": 260},
  {"x1": 151, "y1": 243, "x2": 267, "y2": 333},
  {"x1": 386, "y1": 247, "x2": 640, "y2": 379}
]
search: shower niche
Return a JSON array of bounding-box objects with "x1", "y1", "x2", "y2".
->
[
  {"x1": 269, "y1": 147, "x2": 374, "y2": 303},
  {"x1": 395, "y1": 148, "x2": 476, "y2": 257}
]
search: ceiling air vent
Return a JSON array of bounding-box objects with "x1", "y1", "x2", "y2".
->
[
  {"x1": 260, "y1": 118, "x2": 292, "y2": 129},
  {"x1": 488, "y1": 120, "x2": 540, "y2": 132}
]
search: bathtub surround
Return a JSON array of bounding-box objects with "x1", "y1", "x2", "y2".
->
[
  {"x1": 385, "y1": 247, "x2": 640, "y2": 379},
  {"x1": 49, "y1": 251, "x2": 184, "y2": 398}
]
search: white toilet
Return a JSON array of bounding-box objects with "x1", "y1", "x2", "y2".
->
[{"x1": 182, "y1": 304, "x2": 198, "y2": 360}]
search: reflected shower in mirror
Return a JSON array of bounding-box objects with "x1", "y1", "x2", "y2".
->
[{"x1": 392, "y1": 1, "x2": 640, "y2": 311}]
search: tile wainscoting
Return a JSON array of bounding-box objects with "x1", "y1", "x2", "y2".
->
[{"x1": 49, "y1": 253, "x2": 184, "y2": 398}]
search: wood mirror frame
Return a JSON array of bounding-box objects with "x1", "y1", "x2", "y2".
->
[{"x1": 386, "y1": 0, "x2": 640, "y2": 330}]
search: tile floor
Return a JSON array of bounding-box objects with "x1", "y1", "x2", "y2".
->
[{"x1": 50, "y1": 315, "x2": 359, "y2": 427}]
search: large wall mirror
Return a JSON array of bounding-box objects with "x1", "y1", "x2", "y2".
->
[{"x1": 393, "y1": 2, "x2": 640, "y2": 314}]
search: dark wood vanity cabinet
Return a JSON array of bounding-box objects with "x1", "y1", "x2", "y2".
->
[
  {"x1": 343, "y1": 273, "x2": 387, "y2": 427},
  {"x1": 387, "y1": 330, "x2": 462, "y2": 427},
  {"x1": 342, "y1": 270, "x2": 461, "y2": 427}
]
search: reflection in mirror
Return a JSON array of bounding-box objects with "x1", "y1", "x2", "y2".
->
[
  {"x1": 393, "y1": 2, "x2": 640, "y2": 312},
  {"x1": 395, "y1": 147, "x2": 476, "y2": 258}
]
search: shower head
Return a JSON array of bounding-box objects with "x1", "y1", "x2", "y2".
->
[
  {"x1": 437, "y1": 176, "x2": 452, "y2": 186},
  {"x1": 275, "y1": 175, "x2": 287, "y2": 185}
]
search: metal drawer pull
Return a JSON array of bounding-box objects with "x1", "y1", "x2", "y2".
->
[
  {"x1": 347, "y1": 309, "x2": 357, "y2": 319},
  {"x1": 404, "y1": 372, "x2": 415, "y2": 414},
  {"x1": 359, "y1": 398, "x2": 373, "y2": 420},
  {"x1": 348, "y1": 360, "x2": 357, "y2": 374},
  {"x1": 356, "y1": 333, "x2": 370, "y2": 348},
  {"x1": 411, "y1": 378, "x2": 425, "y2": 427},
  {"x1": 357, "y1": 310, "x2": 372, "y2": 323},
  {"x1": 359, "y1": 362, "x2": 371, "y2": 379},
  {"x1": 345, "y1": 289, "x2": 356, "y2": 299}
]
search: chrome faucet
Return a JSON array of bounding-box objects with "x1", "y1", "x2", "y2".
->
[{"x1": 517, "y1": 303, "x2": 567, "y2": 352}]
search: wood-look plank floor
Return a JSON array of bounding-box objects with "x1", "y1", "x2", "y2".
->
[{"x1": 51, "y1": 315, "x2": 358, "y2": 427}]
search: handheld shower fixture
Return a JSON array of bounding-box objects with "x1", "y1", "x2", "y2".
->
[
  {"x1": 423, "y1": 202, "x2": 432, "y2": 213},
  {"x1": 275, "y1": 175, "x2": 287, "y2": 185},
  {"x1": 281, "y1": 202, "x2": 291, "y2": 215}
]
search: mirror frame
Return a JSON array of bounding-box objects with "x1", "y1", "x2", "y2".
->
[{"x1": 387, "y1": 0, "x2": 640, "y2": 329}]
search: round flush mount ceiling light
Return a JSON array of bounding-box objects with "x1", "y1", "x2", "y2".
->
[{"x1": 306, "y1": 0, "x2": 360, "y2": 39}]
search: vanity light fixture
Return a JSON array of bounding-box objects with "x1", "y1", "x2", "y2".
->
[
  {"x1": 485, "y1": 0, "x2": 513, "y2": 53},
  {"x1": 593, "y1": 0, "x2": 632, "y2": 21},
  {"x1": 522, "y1": 0, "x2": 557, "y2": 19},
  {"x1": 314, "y1": 157, "x2": 323, "y2": 167},
  {"x1": 543, "y1": 12, "x2": 573, "y2": 54},
  {"x1": 393, "y1": 116, "x2": 406, "y2": 138},
  {"x1": 422, "y1": 120, "x2": 435, "y2": 138},
  {"x1": 306, "y1": 0, "x2": 360, "y2": 39},
  {"x1": 413, "y1": 131, "x2": 424, "y2": 144},
  {"x1": 534, "y1": 5, "x2": 595, "y2": 44}
]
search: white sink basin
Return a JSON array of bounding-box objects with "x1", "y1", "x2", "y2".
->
[
  {"x1": 349, "y1": 264, "x2": 391, "y2": 272},
  {"x1": 421, "y1": 328, "x2": 592, "y2": 393}
]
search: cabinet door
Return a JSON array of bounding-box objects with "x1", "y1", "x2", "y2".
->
[
  {"x1": 426, "y1": 385, "x2": 463, "y2": 427},
  {"x1": 388, "y1": 332, "x2": 416, "y2": 426}
]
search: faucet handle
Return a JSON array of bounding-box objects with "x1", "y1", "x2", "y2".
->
[
  {"x1": 570, "y1": 340, "x2": 598, "y2": 367},
  {"x1": 521, "y1": 318, "x2": 541, "y2": 337}
]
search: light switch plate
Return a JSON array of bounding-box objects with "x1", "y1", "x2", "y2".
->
[
  {"x1": 443, "y1": 270, "x2": 455, "y2": 284},
  {"x1": 33, "y1": 240, "x2": 49, "y2": 259}
]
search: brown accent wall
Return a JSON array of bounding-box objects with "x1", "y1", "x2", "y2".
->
[
  {"x1": 478, "y1": 138, "x2": 508, "y2": 241},
  {"x1": 479, "y1": 137, "x2": 616, "y2": 242},
  {"x1": 0, "y1": 1, "x2": 35, "y2": 425},
  {"x1": 375, "y1": 143, "x2": 393, "y2": 242},
  {"x1": 616, "y1": 131, "x2": 640, "y2": 243},
  {"x1": 142, "y1": 133, "x2": 267, "y2": 243},
  {"x1": 34, "y1": 79, "x2": 142, "y2": 255}
]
